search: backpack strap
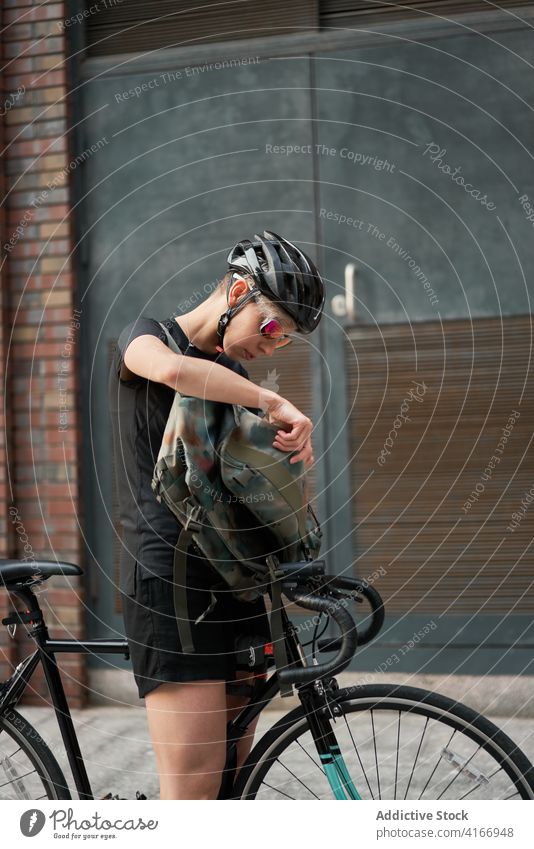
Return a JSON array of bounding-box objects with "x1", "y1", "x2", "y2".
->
[
  {"x1": 267, "y1": 555, "x2": 293, "y2": 699},
  {"x1": 156, "y1": 323, "x2": 219, "y2": 653},
  {"x1": 173, "y1": 524, "x2": 195, "y2": 653},
  {"x1": 172, "y1": 502, "x2": 219, "y2": 654},
  {"x1": 158, "y1": 320, "x2": 182, "y2": 355}
]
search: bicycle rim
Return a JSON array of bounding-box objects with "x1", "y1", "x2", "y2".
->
[
  {"x1": 235, "y1": 684, "x2": 534, "y2": 800},
  {"x1": 0, "y1": 708, "x2": 71, "y2": 799}
]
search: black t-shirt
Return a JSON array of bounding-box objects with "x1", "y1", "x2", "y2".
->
[{"x1": 108, "y1": 314, "x2": 261, "y2": 593}]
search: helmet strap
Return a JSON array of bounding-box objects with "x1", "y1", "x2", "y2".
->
[{"x1": 216, "y1": 278, "x2": 259, "y2": 352}]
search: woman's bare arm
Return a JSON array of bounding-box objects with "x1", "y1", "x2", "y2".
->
[
  {"x1": 123, "y1": 334, "x2": 313, "y2": 458},
  {"x1": 123, "y1": 333, "x2": 278, "y2": 411}
]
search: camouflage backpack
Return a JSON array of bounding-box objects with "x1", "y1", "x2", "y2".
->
[{"x1": 151, "y1": 322, "x2": 322, "y2": 683}]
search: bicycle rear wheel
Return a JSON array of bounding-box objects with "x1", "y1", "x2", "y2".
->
[
  {"x1": 234, "y1": 684, "x2": 534, "y2": 800},
  {"x1": 0, "y1": 707, "x2": 71, "y2": 799}
]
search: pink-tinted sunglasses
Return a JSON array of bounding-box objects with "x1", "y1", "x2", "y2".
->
[{"x1": 259, "y1": 317, "x2": 292, "y2": 348}]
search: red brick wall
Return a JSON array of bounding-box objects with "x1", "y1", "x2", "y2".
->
[{"x1": 1, "y1": 0, "x2": 87, "y2": 708}]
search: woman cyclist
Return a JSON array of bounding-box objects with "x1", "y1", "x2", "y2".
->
[{"x1": 108, "y1": 230, "x2": 325, "y2": 799}]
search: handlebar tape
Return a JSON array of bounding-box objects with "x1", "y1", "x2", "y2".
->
[{"x1": 277, "y1": 588, "x2": 358, "y2": 686}]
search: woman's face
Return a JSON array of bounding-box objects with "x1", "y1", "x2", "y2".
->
[{"x1": 221, "y1": 280, "x2": 292, "y2": 362}]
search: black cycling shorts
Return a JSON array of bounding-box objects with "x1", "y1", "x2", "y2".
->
[{"x1": 121, "y1": 548, "x2": 272, "y2": 699}]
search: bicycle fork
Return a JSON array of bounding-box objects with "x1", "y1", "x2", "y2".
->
[{"x1": 299, "y1": 684, "x2": 362, "y2": 800}]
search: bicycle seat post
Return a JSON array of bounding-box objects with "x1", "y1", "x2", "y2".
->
[{"x1": 4, "y1": 583, "x2": 47, "y2": 642}]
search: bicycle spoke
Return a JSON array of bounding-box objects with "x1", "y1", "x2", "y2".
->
[
  {"x1": 404, "y1": 717, "x2": 429, "y2": 799},
  {"x1": 371, "y1": 710, "x2": 382, "y2": 799},
  {"x1": 343, "y1": 711, "x2": 375, "y2": 799},
  {"x1": 296, "y1": 739, "x2": 324, "y2": 772},
  {"x1": 0, "y1": 710, "x2": 70, "y2": 800},
  {"x1": 262, "y1": 781, "x2": 297, "y2": 800},
  {"x1": 2, "y1": 746, "x2": 23, "y2": 760},
  {"x1": 274, "y1": 757, "x2": 320, "y2": 799},
  {"x1": 394, "y1": 711, "x2": 401, "y2": 800},
  {"x1": 418, "y1": 728, "x2": 456, "y2": 799},
  {"x1": 0, "y1": 767, "x2": 37, "y2": 789},
  {"x1": 458, "y1": 764, "x2": 506, "y2": 801}
]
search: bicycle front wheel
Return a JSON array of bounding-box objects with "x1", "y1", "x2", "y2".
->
[
  {"x1": 234, "y1": 684, "x2": 534, "y2": 800},
  {"x1": 0, "y1": 707, "x2": 71, "y2": 799}
]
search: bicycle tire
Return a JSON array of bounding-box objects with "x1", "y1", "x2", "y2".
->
[
  {"x1": 234, "y1": 684, "x2": 534, "y2": 800},
  {"x1": 0, "y1": 706, "x2": 71, "y2": 799}
]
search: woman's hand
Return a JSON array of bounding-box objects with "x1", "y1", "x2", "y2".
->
[
  {"x1": 266, "y1": 397, "x2": 314, "y2": 468},
  {"x1": 275, "y1": 434, "x2": 314, "y2": 468}
]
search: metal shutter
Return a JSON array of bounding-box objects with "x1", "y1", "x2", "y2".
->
[
  {"x1": 321, "y1": 0, "x2": 534, "y2": 26},
  {"x1": 346, "y1": 316, "x2": 534, "y2": 614},
  {"x1": 85, "y1": 0, "x2": 318, "y2": 57}
]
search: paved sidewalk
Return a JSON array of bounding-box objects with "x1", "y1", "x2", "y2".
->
[{"x1": 13, "y1": 696, "x2": 534, "y2": 801}]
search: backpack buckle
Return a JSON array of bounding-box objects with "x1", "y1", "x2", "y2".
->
[{"x1": 184, "y1": 504, "x2": 204, "y2": 533}]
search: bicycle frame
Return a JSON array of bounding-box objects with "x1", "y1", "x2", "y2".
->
[
  {"x1": 0, "y1": 583, "x2": 130, "y2": 799},
  {"x1": 218, "y1": 612, "x2": 361, "y2": 800},
  {"x1": 220, "y1": 683, "x2": 362, "y2": 799},
  {"x1": 1, "y1": 582, "x2": 360, "y2": 801}
]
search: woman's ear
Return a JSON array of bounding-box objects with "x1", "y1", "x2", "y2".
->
[{"x1": 228, "y1": 276, "x2": 249, "y2": 305}]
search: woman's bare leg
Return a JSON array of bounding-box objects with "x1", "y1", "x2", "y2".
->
[
  {"x1": 226, "y1": 670, "x2": 262, "y2": 775},
  {"x1": 145, "y1": 679, "x2": 228, "y2": 800}
]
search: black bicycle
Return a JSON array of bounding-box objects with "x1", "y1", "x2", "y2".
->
[{"x1": 1, "y1": 557, "x2": 534, "y2": 800}]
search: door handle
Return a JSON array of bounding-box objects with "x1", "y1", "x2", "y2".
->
[{"x1": 331, "y1": 263, "x2": 357, "y2": 321}]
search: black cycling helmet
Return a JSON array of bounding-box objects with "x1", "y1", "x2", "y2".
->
[{"x1": 216, "y1": 230, "x2": 325, "y2": 351}]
